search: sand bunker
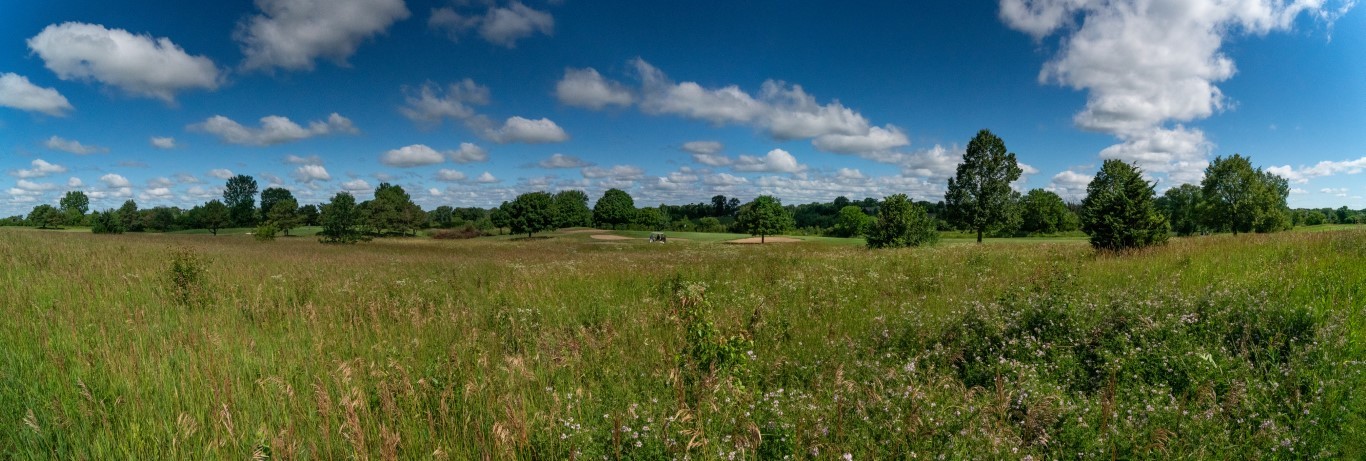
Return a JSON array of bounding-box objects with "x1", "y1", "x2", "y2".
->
[
  {"x1": 590, "y1": 234, "x2": 635, "y2": 240},
  {"x1": 727, "y1": 236, "x2": 802, "y2": 244},
  {"x1": 562, "y1": 229, "x2": 609, "y2": 234}
]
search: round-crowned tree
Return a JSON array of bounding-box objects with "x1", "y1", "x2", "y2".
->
[
  {"x1": 1080, "y1": 160, "x2": 1170, "y2": 251},
  {"x1": 735, "y1": 195, "x2": 794, "y2": 243}
]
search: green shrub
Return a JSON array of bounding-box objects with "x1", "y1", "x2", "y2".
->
[
  {"x1": 164, "y1": 246, "x2": 207, "y2": 307},
  {"x1": 253, "y1": 223, "x2": 277, "y2": 242}
]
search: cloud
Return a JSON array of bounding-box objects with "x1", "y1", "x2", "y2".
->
[
  {"x1": 15, "y1": 179, "x2": 57, "y2": 192},
  {"x1": 556, "y1": 68, "x2": 633, "y2": 109},
  {"x1": 1321, "y1": 188, "x2": 1349, "y2": 197},
  {"x1": 237, "y1": 0, "x2": 410, "y2": 72},
  {"x1": 67, "y1": 177, "x2": 83, "y2": 188},
  {"x1": 1045, "y1": 170, "x2": 1095, "y2": 201},
  {"x1": 627, "y1": 59, "x2": 900, "y2": 154},
  {"x1": 703, "y1": 173, "x2": 749, "y2": 186},
  {"x1": 681, "y1": 141, "x2": 731, "y2": 166},
  {"x1": 381, "y1": 144, "x2": 446, "y2": 167},
  {"x1": 208, "y1": 169, "x2": 234, "y2": 180},
  {"x1": 1268, "y1": 156, "x2": 1366, "y2": 184},
  {"x1": 582, "y1": 165, "x2": 645, "y2": 180},
  {"x1": 537, "y1": 153, "x2": 593, "y2": 169},
  {"x1": 46, "y1": 136, "x2": 108, "y2": 155},
  {"x1": 733, "y1": 149, "x2": 806, "y2": 174},
  {"x1": 100, "y1": 173, "x2": 131, "y2": 188},
  {"x1": 341, "y1": 179, "x2": 372, "y2": 191},
  {"x1": 486, "y1": 116, "x2": 569, "y2": 143},
  {"x1": 400, "y1": 79, "x2": 489, "y2": 124},
  {"x1": 811, "y1": 125, "x2": 910, "y2": 154},
  {"x1": 999, "y1": 0, "x2": 1351, "y2": 183},
  {"x1": 835, "y1": 168, "x2": 865, "y2": 180},
  {"x1": 0, "y1": 73, "x2": 73, "y2": 116},
  {"x1": 190, "y1": 113, "x2": 357, "y2": 146},
  {"x1": 27, "y1": 22, "x2": 221, "y2": 102},
  {"x1": 12, "y1": 159, "x2": 68, "y2": 179},
  {"x1": 475, "y1": 172, "x2": 500, "y2": 183},
  {"x1": 431, "y1": 2, "x2": 554, "y2": 48},
  {"x1": 293, "y1": 164, "x2": 331, "y2": 183},
  {"x1": 150, "y1": 137, "x2": 176, "y2": 149},
  {"x1": 450, "y1": 143, "x2": 488, "y2": 163},
  {"x1": 285, "y1": 154, "x2": 323, "y2": 165},
  {"x1": 139, "y1": 187, "x2": 174, "y2": 200},
  {"x1": 434, "y1": 169, "x2": 467, "y2": 182},
  {"x1": 147, "y1": 177, "x2": 174, "y2": 188}
]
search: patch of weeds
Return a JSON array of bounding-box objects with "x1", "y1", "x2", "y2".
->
[{"x1": 165, "y1": 246, "x2": 208, "y2": 308}]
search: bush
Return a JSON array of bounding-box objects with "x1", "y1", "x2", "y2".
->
[
  {"x1": 90, "y1": 210, "x2": 123, "y2": 234},
  {"x1": 429, "y1": 224, "x2": 484, "y2": 240},
  {"x1": 253, "y1": 223, "x2": 278, "y2": 242},
  {"x1": 164, "y1": 246, "x2": 207, "y2": 308},
  {"x1": 866, "y1": 194, "x2": 938, "y2": 249}
]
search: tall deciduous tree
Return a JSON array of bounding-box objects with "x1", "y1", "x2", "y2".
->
[
  {"x1": 28, "y1": 204, "x2": 62, "y2": 229},
  {"x1": 1080, "y1": 160, "x2": 1169, "y2": 251},
  {"x1": 364, "y1": 183, "x2": 424, "y2": 236},
  {"x1": 1157, "y1": 184, "x2": 1204, "y2": 236},
  {"x1": 267, "y1": 197, "x2": 300, "y2": 236},
  {"x1": 1200, "y1": 154, "x2": 1291, "y2": 235},
  {"x1": 944, "y1": 129, "x2": 1024, "y2": 243},
  {"x1": 553, "y1": 190, "x2": 593, "y2": 228},
  {"x1": 593, "y1": 188, "x2": 635, "y2": 229},
  {"x1": 735, "y1": 195, "x2": 793, "y2": 243},
  {"x1": 505, "y1": 191, "x2": 556, "y2": 237},
  {"x1": 223, "y1": 174, "x2": 259, "y2": 227},
  {"x1": 865, "y1": 194, "x2": 938, "y2": 249},
  {"x1": 259, "y1": 187, "x2": 295, "y2": 223},
  {"x1": 59, "y1": 190, "x2": 89, "y2": 225},
  {"x1": 320, "y1": 192, "x2": 363, "y2": 243},
  {"x1": 201, "y1": 199, "x2": 230, "y2": 235},
  {"x1": 1019, "y1": 189, "x2": 1076, "y2": 235},
  {"x1": 118, "y1": 199, "x2": 141, "y2": 232},
  {"x1": 831, "y1": 205, "x2": 872, "y2": 238},
  {"x1": 298, "y1": 204, "x2": 320, "y2": 227}
]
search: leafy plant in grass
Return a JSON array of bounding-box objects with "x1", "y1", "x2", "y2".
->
[
  {"x1": 668, "y1": 278, "x2": 751, "y2": 403},
  {"x1": 165, "y1": 246, "x2": 207, "y2": 307},
  {"x1": 254, "y1": 223, "x2": 278, "y2": 242}
]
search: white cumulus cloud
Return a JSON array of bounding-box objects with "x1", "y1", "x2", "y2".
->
[
  {"x1": 100, "y1": 173, "x2": 131, "y2": 188},
  {"x1": 431, "y1": 2, "x2": 554, "y2": 48},
  {"x1": 733, "y1": 148, "x2": 806, "y2": 174},
  {"x1": 150, "y1": 137, "x2": 176, "y2": 149},
  {"x1": 486, "y1": 116, "x2": 569, "y2": 144},
  {"x1": 0, "y1": 73, "x2": 73, "y2": 116},
  {"x1": 475, "y1": 171, "x2": 499, "y2": 183},
  {"x1": 450, "y1": 142, "x2": 488, "y2": 163},
  {"x1": 46, "y1": 136, "x2": 108, "y2": 155},
  {"x1": 556, "y1": 68, "x2": 634, "y2": 109},
  {"x1": 191, "y1": 113, "x2": 357, "y2": 146},
  {"x1": 434, "y1": 169, "x2": 467, "y2": 182},
  {"x1": 381, "y1": 144, "x2": 446, "y2": 167},
  {"x1": 208, "y1": 169, "x2": 235, "y2": 180},
  {"x1": 1268, "y1": 156, "x2": 1366, "y2": 184},
  {"x1": 27, "y1": 22, "x2": 221, "y2": 102},
  {"x1": 400, "y1": 79, "x2": 489, "y2": 124},
  {"x1": 12, "y1": 159, "x2": 67, "y2": 179},
  {"x1": 293, "y1": 165, "x2": 331, "y2": 183},
  {"x1": 538, "y1": 153, "x2": 593, "y2": 169},
  {"x1": 999, "y1": 0, "x2": 1352, "y2": 183},
  {"x1": 341, "y1": 179, "x2": 372, "y2": 191},
  {"x1": 237, "y1": 0, "x2": 410, "y2": 72}
]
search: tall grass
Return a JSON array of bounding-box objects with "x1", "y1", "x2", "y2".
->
[{"x1": 0, "y1": 228, "x2": 1362, "y2": 459}]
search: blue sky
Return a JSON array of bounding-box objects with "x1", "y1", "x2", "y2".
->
[{"x1": 2, "y1": 0, "x2": 1363, "y2": 216}]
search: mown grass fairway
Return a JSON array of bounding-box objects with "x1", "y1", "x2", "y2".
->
[{"x1": 2, "y1": 227, "x2": 1364, "y2": 459}]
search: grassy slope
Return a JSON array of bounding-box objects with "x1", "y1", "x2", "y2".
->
[{"x1": 0, "y1": 228, "x2": 1363, "y2": 459}]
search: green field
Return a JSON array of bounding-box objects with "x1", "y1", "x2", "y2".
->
[{"x1": 2, "y1": 227, "x2": 1363, "y2": 459}]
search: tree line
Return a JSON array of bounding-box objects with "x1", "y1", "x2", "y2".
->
[{"x1": 7, "y1": 130, "x2": 1363, "y2": 249}]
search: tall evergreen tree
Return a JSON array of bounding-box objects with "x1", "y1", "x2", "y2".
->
[{"x1": 1080, "y1": 160, "x2": 1169, "y2": 251}]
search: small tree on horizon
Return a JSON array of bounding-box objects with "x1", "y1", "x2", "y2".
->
[
  {"x1": 201, "y1": 200, "x2": 230, "y2": 236},
  {"x1": 593, "y1": 188, "x2": 635, "y2": 229},
  {"x1": 735, "y1": 195, "x2": 794, "y2": 243},
  {"x1": 27, "y1": 204, "x2": 62, "y2": 229},
  {"x1": 865, "y1": 194, "x2": 938, "y2": 249},
  {"x1": 319, "y1": 192, "x2": 364, "y2": 244},
  {"x1": 1080, "y1": 160, "x2": 1169, "y2": 251},
  {"x1": 59, "y1": 190, "x2": 89, "y2": 226},
  {"x1": 944, "y1": 129, "x2": 1024, "y2": 243}
]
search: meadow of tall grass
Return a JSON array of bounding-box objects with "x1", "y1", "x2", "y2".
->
[{"x1": 1, "y1": 227, "x2": 1362, "y2": 459}]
